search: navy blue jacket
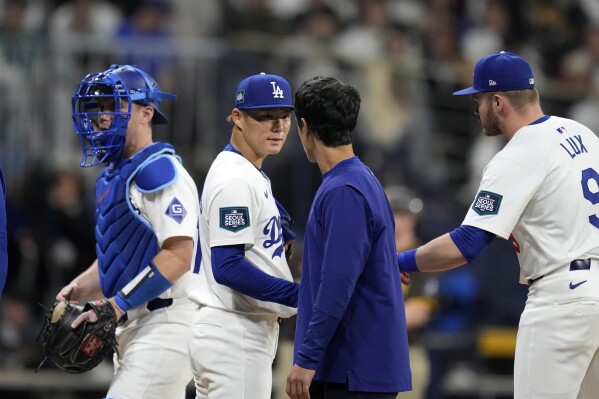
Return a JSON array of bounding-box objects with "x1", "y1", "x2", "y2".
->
[{"x1": 294, "y1": 157, "x2": 412, "y2": 392}]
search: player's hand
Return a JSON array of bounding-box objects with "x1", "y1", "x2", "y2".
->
[
  {"x1": 286, "y1": 364, "x2": 315, "y2": 399},
  {"x1": 56, "y1": 283, "x2": 80, "y2": 304},
  {"x1": 400, "y1": 272, "x2": 411, "y2": 285},
  {"x1": 70, "y1": 298, "x2": 124, "y2": 329}
]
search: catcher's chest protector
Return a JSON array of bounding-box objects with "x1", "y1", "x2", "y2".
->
[{"x1": 95, "y1": 143, "x2": 175, "y2": 297}]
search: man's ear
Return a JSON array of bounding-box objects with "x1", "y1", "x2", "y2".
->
[
  {"x1": 231, "y1": 108, "x2": 243, "y2": 129},
  {"x1": 491, "y1": 93, "x2": 504, "y2": 111},
  {"x1": 142, "y1": 105, "x2": 154, "y2": 122}
]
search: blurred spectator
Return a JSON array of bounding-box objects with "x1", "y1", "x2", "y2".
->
[
  {"x1": 0, "y1": 0, "x2": 41, "y2": 73},
  {"x1": 333, "y1": 0, "x2": 389, "y2": 62},
  {"x1": 560, "y1": 24, "x2": 599, "y2": 101},
  {"x1": 421, "y1": 7, "x2": 473, "y2": 192},
  {"x1": 281, "y1": 4, "x2": 344, "y2": 87},
  {"x1": 114, "y1": 0, "x2": 176, "y2": 83},
  {"x1": 460, "y1": 1, "x2": 509, "y2": 64},
  {"x1": 525, "y1": 0, "x2": 588, "y2": 80},
  {"x1": 0, "y1": 0, "x2": 45, "y2": 182},
  {"x1": 357, "y1": 22, "x2": 448, "y2": 195},
  {"x1": 386, "y1": 185, "x2": 437, "y2": 399},
  {"x1": 0, "y1": 293, "x2": 42, "y2": 369},
  {"x1": 169, "y1": 0, "x2": 223, "y2": 38},
  {"x1": 48, "y1": 0, "x2": 123, "y2": 73},
  {"x1": 568, "y1": 70, "x2": 599, "y2": 134},
  {"x1": 223, "y1": 0, "x2": 291, "y2": 39},
  {"x1": 422, "y1": 267, "x2": 480, "y2": 399},
  {"x1": 41, "y1": 169, "x2": 95, "y2": 301},
  {"x1": 4, "y1": 196, "x2": 39, "y2": 306}
]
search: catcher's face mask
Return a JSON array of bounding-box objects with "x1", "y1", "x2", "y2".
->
[
  {"x1": 72, "y1": 74, "x2": 132, "y2": 167},
  {"x1": 71, "y1": 64, "x2": 176, "y2": 167}
]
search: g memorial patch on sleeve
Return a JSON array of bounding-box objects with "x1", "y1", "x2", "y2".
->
[
  {"x1": 165, "y1": 197, "x2": 187, "y2": 224},
  {"x1": 220, "y1": 207, "x2": 250, "y2": 232},
  {"x1": 472, "y1": 190, "x2": 503, "y2": 215}
]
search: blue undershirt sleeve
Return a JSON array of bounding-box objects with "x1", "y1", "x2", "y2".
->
[
  {"x1": 211, "y1": 245, "x2": 299, "y2": 307},
  {"x1": 449, "y1": 225, "x2": 496, "y2": 263}
]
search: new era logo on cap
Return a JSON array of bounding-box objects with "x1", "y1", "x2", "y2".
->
[
  {"x1": 234, "y1": 73, "x2": 293, "y2": 109},
  {"x1": 453, "y1": 51, "x2": 535, "y2": 96}
]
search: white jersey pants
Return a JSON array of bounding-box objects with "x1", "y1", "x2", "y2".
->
[
  {"x1": 190, "y1": 306, "x2": 280, "y2": 399},
  {"x1": 514, "y1": 260, "x2": 599, "y2": 399},
  {"x1": 106, "y1": 299, "x2": 194, "y2": 399}
]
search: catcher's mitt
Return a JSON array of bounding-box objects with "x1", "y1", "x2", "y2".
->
[{"x1": 37, "y1": 299, "x2": 118, "y2": 374}]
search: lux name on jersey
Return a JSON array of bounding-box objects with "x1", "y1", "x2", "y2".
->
[{"x1": 560, "y1": 134, "x2": 587, "y2": 159}]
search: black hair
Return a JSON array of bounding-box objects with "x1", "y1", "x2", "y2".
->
[{"x1": 294, "y1": 76, "x2": 361, "y2": 147}]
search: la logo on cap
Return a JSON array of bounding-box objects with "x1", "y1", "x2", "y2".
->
[{"x1": 271, "y1": 82, "x2": 284, "y2": 99}]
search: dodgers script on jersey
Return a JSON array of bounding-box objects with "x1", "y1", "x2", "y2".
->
[
  {"x1": 462, "y1": 115, "x2": 599, "y2": 284},
  {"x1": 189, "y1": 151, "x2": 296, "y2": 317}
]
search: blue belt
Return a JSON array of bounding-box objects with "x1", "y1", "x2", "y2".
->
[
  {"x1": 528, "y1": 259, "x2": 592, "y2": 285},
  {"x1": 119, "y1": 298, "x2": 173, "y2": 324},
  {"x1": 569, "y1": 258, "x2": 591, "y2": 271},
  {"x1": 147, "y1": 297, "x2": 173, "y2": 311}
]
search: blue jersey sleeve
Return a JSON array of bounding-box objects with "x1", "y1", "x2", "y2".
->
[
  {"x1": 296, "y1": 186, "x2": 371, "y2": 368},
  {"x1": 212, "y1": 245, "x2": 299, "y2": 307},
  {"x1": 449, "y1": 225, "x2": 496, "y2": 263}
]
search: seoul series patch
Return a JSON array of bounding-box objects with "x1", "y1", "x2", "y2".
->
[
  {"x1": 472, "y1": 191, "x2": 503, "y2": 216},
  {"x1": 220, "y1": 207, "x2": 250, "y2": 232},
  {"x1": 165, "y1": 197, "x2": 187, "y2": 224}
]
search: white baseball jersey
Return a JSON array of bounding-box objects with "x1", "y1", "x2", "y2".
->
[
  {"x1": 189, "y1": 150, "x2": 296, "y2": 318},
  {"x1": 129, "y1": 155, "x2": 200, "y2": 299},
  {"x1": 107, "y1": 154, "x2": 199, "y2": 399},
  {"x1": 462, "y1": 115, "x2": 599, "y2": 284}
]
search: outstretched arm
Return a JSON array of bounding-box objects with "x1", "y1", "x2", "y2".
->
[
  {"x1": 417, "y1": 233, "x2": 468, "y2": 272},
  {"x1": 399, "y1": 226, "x2": 496, "y2": 273}
]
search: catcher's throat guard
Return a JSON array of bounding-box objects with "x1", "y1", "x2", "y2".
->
[{"x1": 37, "y1": 300, "x2": 118, "y2": 374}]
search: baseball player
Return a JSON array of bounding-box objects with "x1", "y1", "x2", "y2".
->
[
  {"x1": 286, "y1": 76, "x2": 412, "y2": 399},
  {"x1": 397, "y1": 51, "x2": 599, "y2": 398},
  {"x1": 0, "y1": 165, "x2": 6, "y2": 299},
  {"x1": 188, "y1": 72, "x2": 299, "y2": 399},
  {"x1": 55, "y1": 64, "x2": 199, "y2": 399}
]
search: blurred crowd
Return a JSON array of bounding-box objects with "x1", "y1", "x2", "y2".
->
[{"x1": 1, "y1": 0, "x2": 598, "y2": 397}]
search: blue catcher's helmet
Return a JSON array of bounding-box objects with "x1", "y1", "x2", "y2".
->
[{"x1": 71, "y1": 64, "x2": 176, "y2": 167}]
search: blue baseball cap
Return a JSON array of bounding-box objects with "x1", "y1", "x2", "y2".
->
[
  {"x1": 234, "y1": 73, "x2": 293, "y2": 109},
  {"x1": 453, "y1": 51, "x2": 535, "y2": 96}
]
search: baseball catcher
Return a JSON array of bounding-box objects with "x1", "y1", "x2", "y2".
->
[{"x1": 37, "y1": 299, "x2": 118, "y2": 374}]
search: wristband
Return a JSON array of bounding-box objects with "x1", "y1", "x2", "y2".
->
[
  {"x1": 397, "y1": 248, "x2": 419, "y2": 272},
  {"x1": 114, "y1": 262, "x2": 173, "y2": 312}
]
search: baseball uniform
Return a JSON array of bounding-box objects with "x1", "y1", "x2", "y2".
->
[
  {"x1": 188, "y1": 147, "x2": 297, "y2": 399},
  {"x1": 97, "y1": 144, "x2": 199, "y2": 399},
  {"x1": 462, "y1": 115, "x2": 599, "y2": 398}
]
